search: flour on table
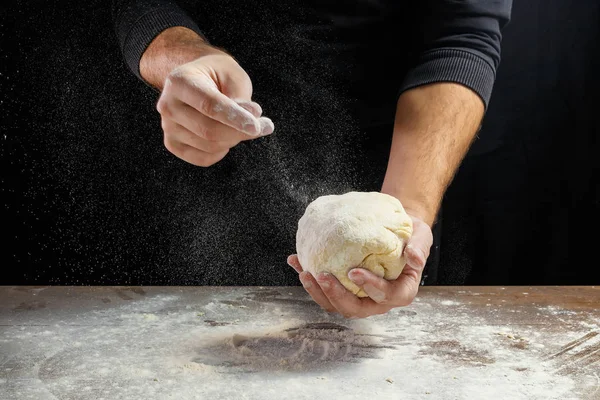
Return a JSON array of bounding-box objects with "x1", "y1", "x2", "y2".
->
[{"x1": 1, "y1": 289, "x2": 598, "y2": 400}]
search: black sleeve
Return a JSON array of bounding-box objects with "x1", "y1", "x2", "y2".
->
[
  {"x1": 111, "y1": 0, "x2": 207, "y2": 80},
  {"x1": 399, "y1": 0, "x2": 513, "y2": 109}
]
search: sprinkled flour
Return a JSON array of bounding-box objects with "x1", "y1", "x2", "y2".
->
[{"x1": 1, "y1": 287, "x2": 598, "y2": 400}]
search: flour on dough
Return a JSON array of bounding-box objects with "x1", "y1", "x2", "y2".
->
[{"x1": 296, "y1": 191, "x2": 413, "y2": 297}]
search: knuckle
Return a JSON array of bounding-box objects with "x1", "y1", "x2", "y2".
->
[
  {"x1": 192, "y1": 122, "x2": 209, "y2": 139},
  {"x1": 322, "y1": 288, "x2": 336, "y2": 299},
  {"x1": 201, "y1": 127, "x2": 219, "y2": 142},
  {"x1": 196, "y1": 96, "x2": 217, "y2": 117},
  {"x1": 156, "y1": 98, "x2": 171, "y2": 117},
  {"x1": 189, "y1": 148, "x2": 228, "y2": 167},
  {"x1": 194, "y1": 157, "x2": 214, "y2": 168},
  {"x1": 167, "y1": 69, "x2": 185, "y2": 84},
  {"x1": 205, "y1": 150, "x2": 228, "y2": 166},
  {"x1": 204, "y1": 140, "x2": 224, "y2": 154},
  {"x1": 191, "y1": 151, "x2": 217, "y2": 167},
  {"x1": 238, "y1": 68, "x2": 253, "y2": 92},
  {"x1": 163, "y1": 137, "x2": 177, "y2": 154},
  {"x1": 160, "y1": 118, "x2": 171, "y2": 133}
]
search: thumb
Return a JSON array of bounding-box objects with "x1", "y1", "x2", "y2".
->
[
  {"x1": 219, "y1": 63, "x2": 254, "y2": 102},
  {"x1": 220, "y1": 64, "x2": 271, "y2": 130},
  {"x1": 404, "y1": 216, "x2": 433, "y2": 272}
]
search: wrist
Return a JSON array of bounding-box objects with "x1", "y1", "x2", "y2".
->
[{"x1": 140, "y1": 26, "x2": 215, "y2": 90}]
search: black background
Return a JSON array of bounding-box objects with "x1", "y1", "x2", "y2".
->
[{"x1": 1, "y1": 1, "x2": 599, "y2": 286}]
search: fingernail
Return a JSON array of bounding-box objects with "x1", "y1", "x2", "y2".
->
[
  {"x1": 317, "y1": 273, "x2": 331, "y2": 288},
  {"x1": 251, "y1": 102, "x2": 263, "y2": 117},
  {"x1": 363, "y1": 284, "x2": 386, "y2": 303},
  {"x1": 348, "y1": 269, "x2": 365, "y2": 286},
  {"x1": 241, "y1": 119, "x2": 261, "y2": 136},
  {"x1": 235, "y1": 100, "x2": 263, "y2": 118},
  {"x1": 299, "y1": 271, "x2": 312, "y2": 289},
  {"x1": 259, "y1": 117, "x2": 274, "y2": 136}
]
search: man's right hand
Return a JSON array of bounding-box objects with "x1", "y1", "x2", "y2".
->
[{"x1": 141, "y1": 27, "x2": 274, "y2": 167}]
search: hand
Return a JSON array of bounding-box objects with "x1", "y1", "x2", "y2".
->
[
  {"x1": 155, "y1": 43, "x2": 274, "y2": 167},
  {"x1": 287, "y1": 214, "x2": 433, "y2": 319}
]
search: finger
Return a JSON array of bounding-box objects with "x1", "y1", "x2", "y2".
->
[
  {"x1": 316, "y1": 273, "x2": 390, "y2": 318},
  {"x1": 167, "y1": 101, "x2": 269, "y2": 145},
  {"x1": 210, "y1": 69, "x2": 274, "y2": 133},
  {"x1": 370, "y1": 217, "x2": 432, "y2": 306},
  {"x1": 347, "y1": 268, "x2": 393, "y2": 304},
  {"x1": 384, "y1": 237, "x2": 429, "y2": 307},
  {"x1": 387, "y1": 270, "x2": 421, "y2": 306},
  {"x1": 164, "y1": 137, "x2": 228, "y2": 167},
  {"x1": 286, "y1": 254, "x2": 303, "y2": 273},
  {"x1": 165, "y1": 121, "x2": 235, "y2": 154},
  {"x1": 299, "y1": 271, "x2": 336, "y2": 313},
  {"x1": 258, "y1": 117, "x2": 275, "y2": 136},
  {"x1": 169, "y1": 74, "x2": 270, "y2": 136},
  {"x1": 235, "y1": 100, "x2": 262, "y2": 118}
]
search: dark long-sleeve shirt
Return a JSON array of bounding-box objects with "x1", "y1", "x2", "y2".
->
[
  {"x1": 112, "y1": 0, "x2": 512, "y2": 109},
  {"x1": 110, "y1": 1, "x2": 513, "y2": 286}
]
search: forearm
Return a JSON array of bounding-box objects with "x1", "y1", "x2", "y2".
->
[
  {"x1": 381, "y1": 83, "x2": 484, "y2": 227},
  {"x1": 383, "y1": 1, "x2": 512, "y2": 225}
]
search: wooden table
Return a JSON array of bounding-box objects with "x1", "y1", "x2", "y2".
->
[{"x1": 0, "y1": 286, "x2": 598, "y2": 399}]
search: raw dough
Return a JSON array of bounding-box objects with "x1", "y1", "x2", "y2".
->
[{"x1": 296, "y1": 191, "x2": 413, "y2": 297}]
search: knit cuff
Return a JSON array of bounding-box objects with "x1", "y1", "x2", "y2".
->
[
  {"x1": 399, "y1": 49, "x2": 496, "y2": 109},
  {"x1": 120, "y1": 7, "x2": 207, "y2": 81}
]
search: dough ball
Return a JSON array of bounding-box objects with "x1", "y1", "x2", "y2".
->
[{"x1": 296, "y1": 191, "x2": 413, "y2": 297}]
